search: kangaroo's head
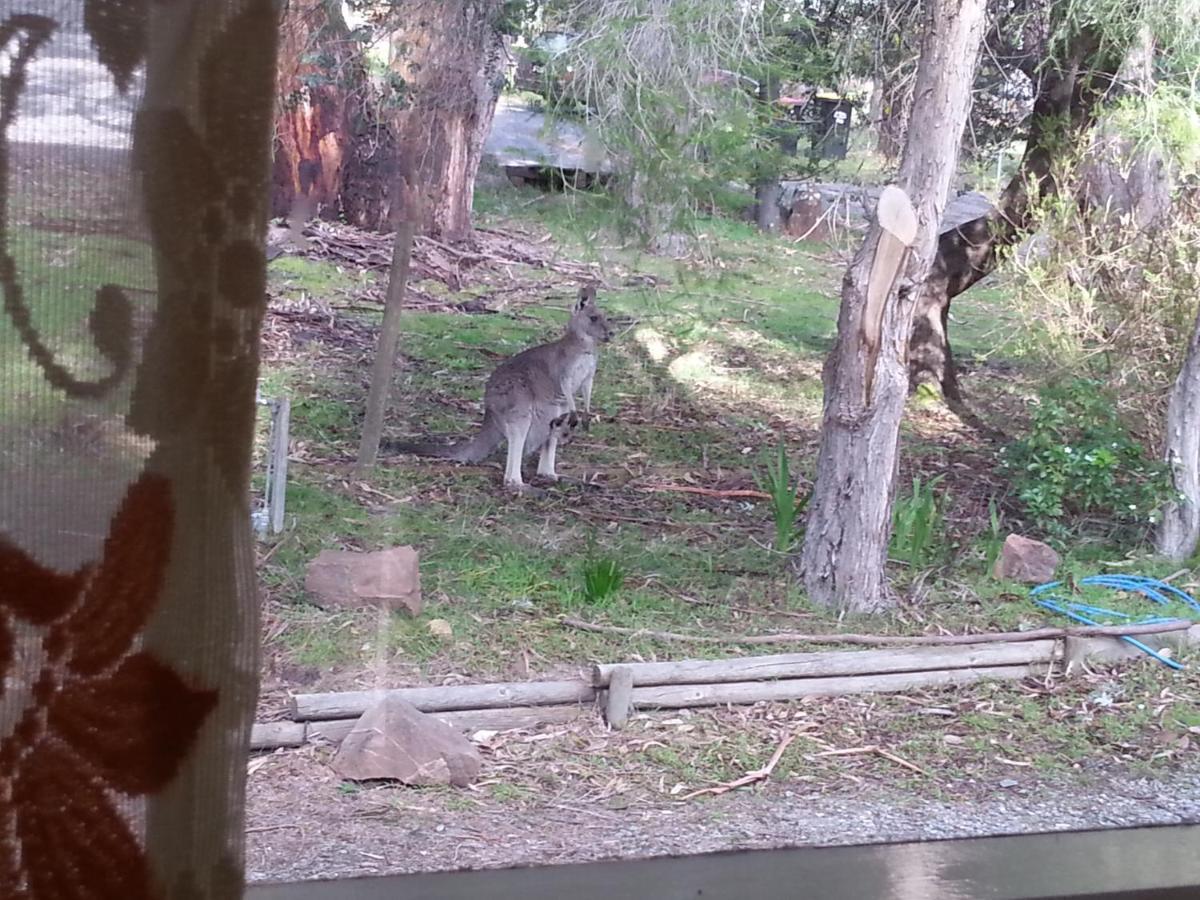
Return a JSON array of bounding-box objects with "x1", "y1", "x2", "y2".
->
[{"x1": 567, "y1": 285, "x2": 613, "y2": 345}]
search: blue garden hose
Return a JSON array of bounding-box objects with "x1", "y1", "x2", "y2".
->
[{"x1": 1030, "y1": 575, "x2": 1199, "y2": 671}]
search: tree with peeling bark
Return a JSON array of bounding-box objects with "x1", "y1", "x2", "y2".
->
[
  {"x1": 271, "y1": 1, "x2": 521, "y2": 238},
  {"x1": 798, "y1": 0, "x2": 987, "y2": 613},
  {"x1": 272, "y1": 0, "x2": 358, "y2": 223},
  {"x1": 382, "y1": 0, "x2": 511, "y2": 241}
]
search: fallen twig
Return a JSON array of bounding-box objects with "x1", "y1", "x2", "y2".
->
[
  {"x1": 637, "y1": 484, "x2": 772, "y2": 500},
  {"x1": 815, "y1": 744, "x2": 930, "y2": 777},
  {"x1": 678, "y1": 732, "x2": 797, "y2": 801},
  {"x1": 559, "y1": 616, "x2": 1195, "y2": 648},
  {"x1": 671, "y1": 592, "x2": 815, "y2": 620}
]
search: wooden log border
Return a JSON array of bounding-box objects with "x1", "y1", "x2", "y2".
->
[{"x1": 255, "y1": 626, "x2": 1199, "y2": 749}]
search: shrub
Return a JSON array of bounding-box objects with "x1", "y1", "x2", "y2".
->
[
  {"x1": 581, "y1": 557, "x2": 625, "y2": 604},
  {"x1": 1001, "y1": 379, "x2": 1175, "y2": 541},
  {"x1": 756, "y1": 441, "x2": 808, "y2": 552},
  {"x1": 890, "y1": 475, "x2": 945, "y2": 567}
]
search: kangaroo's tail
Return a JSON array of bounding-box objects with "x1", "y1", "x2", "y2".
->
[{"x1": 385, "y1": 414, "x2": 502, "y2": 464}]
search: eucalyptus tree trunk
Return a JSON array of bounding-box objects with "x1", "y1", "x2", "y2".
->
[
  {"x1": 387, "y1": 0, "x2": 507, "y2": 241},
  {"x1": 271, "y1": 0, "x2": 355, "y2": 221},
  {"x1": 1157, "y1": 307, "x2": 1200, "y2": 561},
  {"x1": 797, "y1": 0, "x2": 987, "y2": 613}
]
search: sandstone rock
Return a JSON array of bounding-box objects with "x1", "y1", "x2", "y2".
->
[
  {"x1": 331, "y1": 696, "x2": 482, "y2": 786},
  {"x1": 427, "y1": 618, "x2": 453, "y2": 641},
  {"x1": 993, "y1": 534, "x2": 1059, "y2": 584},
  {"x1": 304, "y1": 546, "x2": 421, "y2": 614}
]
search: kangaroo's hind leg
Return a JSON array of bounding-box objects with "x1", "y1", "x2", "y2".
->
[{"x1": 502, "y1": 415, "x2": 533, "y2": 491}]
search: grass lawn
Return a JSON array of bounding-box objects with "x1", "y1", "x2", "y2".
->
[{"x1": 251, "y1": 181, "x2": 1200, "y2": 783}]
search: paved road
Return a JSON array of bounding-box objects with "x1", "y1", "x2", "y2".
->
[{"x1": 5, "y1": 15, "x2": 140, "y2": 149}]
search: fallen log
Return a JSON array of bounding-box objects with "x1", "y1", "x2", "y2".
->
[
  {"x1": 592, "y1": 640, "x2": 1058, "y2": 688},
  {"x1": 562, "y1": 616, "x2": 1196, "y2": 648},
  {"x1": 251, "y1": 705, "x2": 589, "y2": 751},
  {"x1": 250, "y1": 721, "x2": 306, "y2": 750},
  {"x1": 289, "y1": 681, "x2": 595, "y2": 721},
  {"x1": 629, "y1": 664, "x2": 1033, "y2": 709}
]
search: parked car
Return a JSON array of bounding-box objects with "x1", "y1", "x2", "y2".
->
[{"x1": 512, "y1": 31, "x2": 579, "y2": 98}]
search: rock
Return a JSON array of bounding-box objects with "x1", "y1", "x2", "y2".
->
[
  {"x1": 784, "y1": 191, "x2": 830, "y2": 241},
  {"x1": 304, "y1": 546, "x2": 421, "y2": 614},
  {"x1": 427, "y1": 618, "x2": 453, "y2": 641},
  {"x1": 993, "y1": 534, "x2": 1059, "y2": 584},
  {"x1": 331, "y1": 696, "x2": 482, "y2": 786}
]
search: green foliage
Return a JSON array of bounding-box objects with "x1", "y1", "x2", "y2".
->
[
  {"x1": 890, "y1": 476, "x2": 945, "y2": 568},
  {"x1": 1001, "y1": 380, "x2": 1175, "y2": 541},
  {"x1": 1106, "y1": 86, "x2": 1200, "y2": 178},
  {"x1": 756, "y1": 441, "x2": 808, "y2": 552},
  {"x1": 1010, "y1": 89, "x2": 1200, "y2": 442},
  {"x1": 582, "y1": 556, "x2": 626, "y2": 605},
  {"x1": 982, "y1": 499, "x2": 1005, "y2": 574}
]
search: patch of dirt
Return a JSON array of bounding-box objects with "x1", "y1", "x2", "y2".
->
[{"x1": 246, "y1": 741, "x2": 1200, "y2": 883}]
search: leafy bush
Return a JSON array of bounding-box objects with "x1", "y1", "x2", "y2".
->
[
  {"x1": 1001, "y1": 379, "x2": 1175, "y2": 540},
  {"x1": 890, "y1": 475, "x2": 945, "y2": 568}
]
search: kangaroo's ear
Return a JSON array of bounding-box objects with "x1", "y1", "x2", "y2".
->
[{"x1": 576, "y1": 285, "x2": 597, "y2": 310}]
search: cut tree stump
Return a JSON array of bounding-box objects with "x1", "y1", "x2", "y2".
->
[
  {"x1": 290, "y1": 681, "x2": 596, "y2": 721},
  {"x1": 592, "y1": 640, "x2": 1057, "y2": 687}
]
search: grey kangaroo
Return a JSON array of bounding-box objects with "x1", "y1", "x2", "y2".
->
[{"x1": 395, "y1": 286, "x2": 613, "y2": 492}]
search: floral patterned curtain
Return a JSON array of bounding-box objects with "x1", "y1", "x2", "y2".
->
[{"x1": 1, "y1": 2, "x2": 277, "y2": 896}]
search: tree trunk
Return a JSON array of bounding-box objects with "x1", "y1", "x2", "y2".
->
[
  {"x1": 387, "y1": 0, "x2": 507, "y2": 241},
  {"x1": 1156, "y1": 305, "x2": 1200, "y2": 561},
  {"x1": 907, "y1": 24, "x2": 1126, "y2": 399},
  {"x1": 271, "y1": 0, "x2": 356, "y2": 222},
  {"x1": 798, "y1": 0, "x2": 987, "y2": 613},
  {"x1": 756, "y1": 181, "x2": 782, "y2": 232},
  {"x1": 755, "y1": 73, "x2": 782, "y2": 233}
]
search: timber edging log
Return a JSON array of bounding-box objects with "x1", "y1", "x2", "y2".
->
[{"x1": 253, "y1": 626, "x2": 1199, "y2": 749}]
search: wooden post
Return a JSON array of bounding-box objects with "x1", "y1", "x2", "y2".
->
[
  {"x1": 268, "y1": 397, "x2": 290, "y2": 533},
  {"x1": 355, "y1": 180, "x2": 416, "y2": 472},
  {"x1": 604, "y1": 666, "x2": 635, "y2": 730}
]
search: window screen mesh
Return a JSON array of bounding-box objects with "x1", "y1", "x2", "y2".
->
[{"x1": 1, "y1": 2, "x2": 276, "y2": 896}]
